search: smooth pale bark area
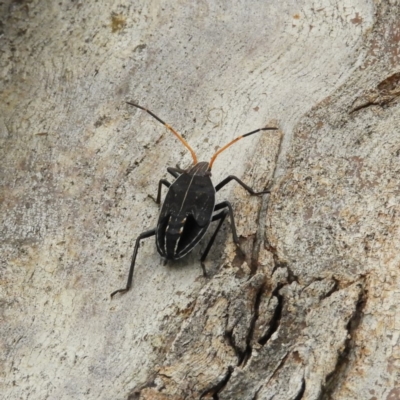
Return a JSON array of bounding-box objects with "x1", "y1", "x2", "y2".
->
[{"x1": 1, "y1": 1, "x2": 399, "y2": 399}]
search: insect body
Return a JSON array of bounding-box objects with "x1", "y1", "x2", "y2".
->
[
  {"x1": 156, "y1": 161, "x2": 215, "y2": 260},
  {"x1": 111, "y1": 102, "x2": 278, "y2": 297}
]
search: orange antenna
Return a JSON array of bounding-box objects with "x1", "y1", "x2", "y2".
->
[
  {"x1": 209, "y1": 126, "x2": 278, "y2": 169},
  {"x1": 127, "y1": 102, "x2": 198, "y2": 165}
]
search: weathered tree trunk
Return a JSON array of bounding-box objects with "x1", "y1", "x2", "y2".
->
[{"x1": 1, "y1": 1, "x2": 399, "y2": 399}]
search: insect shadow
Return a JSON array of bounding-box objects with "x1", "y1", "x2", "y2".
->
[{"x1": 111, "y1": 102, "x2": 278, "y2": 298}]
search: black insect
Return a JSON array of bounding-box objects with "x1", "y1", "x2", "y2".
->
[{"x1": 111, "y1": 102, "x2": 278, "y2": 297}]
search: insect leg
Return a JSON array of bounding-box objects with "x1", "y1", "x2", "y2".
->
[
  {"x1": 215, "y1": 175, "x2": 270, "y2": 195},
  {"x1": 200, "y1": 200, "x2": 245, "y2": 274},
  {"x1": 213, "y1": 201, "x2": 241, "y2": 246},
  {"x1": 149, "y1": 167, "x2": 184, "y2": 204},
  {"x1": 200, "y1": 209, "x2": 228, "y2": 275},
  {"x1": 148, "y1": 179, "x2": 170, "y2": 204},
  {"x1": 111, "y1": 228, "x2": 156, "y2": 298},
  {"x1": 154, "y1": 179, "x2": 171, "y2": 204},
  {"x1": 167, "y1": 167, "x2": 183, "y2": 178}
]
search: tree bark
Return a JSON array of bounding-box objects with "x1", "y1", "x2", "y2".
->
[{"x1": 1, "y1": 1, "x2": 399, "y2": 399}]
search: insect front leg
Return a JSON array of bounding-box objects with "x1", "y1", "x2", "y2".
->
[
  {"x1": 149, "y1": 166, "x2": 185, "y2": 204},
  {"x1": 149, "y1": 179, "x2": 170, "y2": 205},
  {"x1": 111, "y1": 228, "x2": 156, "y2": 298},
  {"x1": 157, "y1": 179, "x2": 171, "y2": 204},
  {"x1": 167, "y1": 166, "x2": 184, "y2": 178},
  {"x1": 215, "y1": 175, "x2": 271, "y2": 195}
]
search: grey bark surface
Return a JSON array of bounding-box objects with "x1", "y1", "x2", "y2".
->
[{"x1": 1, "y1": 1, "x2": 399, "y2": 399}]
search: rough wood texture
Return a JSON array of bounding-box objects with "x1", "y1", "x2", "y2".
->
[{"x1": 1, "y1": 1, "x2": 399, "y2": 399}]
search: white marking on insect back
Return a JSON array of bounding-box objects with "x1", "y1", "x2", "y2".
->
[
  {"x1": 163, "y1": 216, "x2": 171, "y2": 254},
  {"x1": 174, "y1": 238, "x2": 180, "y2": 254},
  {"x1": 178, "y1": 169, "x2": 197, "y2": 213}
]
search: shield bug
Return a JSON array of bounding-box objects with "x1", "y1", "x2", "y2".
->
[{"x1": 111, "y1": 102, "x2": 278, "y2": 297}]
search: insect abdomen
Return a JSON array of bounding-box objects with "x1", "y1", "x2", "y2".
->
[{"x1": 156, "y1": 214, "x2": 208, "y2": 260}]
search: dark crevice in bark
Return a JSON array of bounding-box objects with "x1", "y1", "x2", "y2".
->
[
  {"x1": 251, "y1": 392, "x2": 258, "y2": 400},
  {"x1": 321, "y1": 277, "x2": 339, "y2": 299},
  {"x1": 270, "y1": 252, "x2": 287, "y2": 275},
  {"x1": 259, "y1": 353, "x2": 303, "y2": 399},
  {"x1": 317, "y1": 284, "x2": 366, "y2": 399},
  {"x1": 286, "y1": 265, "x2": 299, "y2": 283},
  {"x1": 258, "y1": 284, "x2": 284, "y2": 346},
  {"x1": 377, "y1": 71, "x2": 400, "y2": 91},
  {"x1": 242, "y1": 233, "x2": 258, "y2": 275},
  {"x1": 199, "y1": 366, "x2": 233, "y2": 399},
  {"x1": 224, "y1": 328, "x2": 243, "y2": 365},
  {"x1": 266, "y1": 242, "x2": 297, "y2": 283},
  {"x1": 350, "y1": 98, "x2": 400, "y2": 113},
  {"x1": 350, "y1": 101, "x2": 380, "y2": 113},
  {"x1": 293, "y1": 378, "x2": 306, "y2": 400},
  {"x1": 350, "y1": 73, "x2": 400, "y2": 114},
  {"x1": 232, "y1": 237, "x2": 248, "y2": 270},
  {"x1": 251, "y1": 385, "x2": 262, "y2": 400},
  {"x1": 240, "y1": 283, "x2": 266, "y2": 366},
  {"x1": 266, "y1": 352, "x2": 290, "y2": 384}
]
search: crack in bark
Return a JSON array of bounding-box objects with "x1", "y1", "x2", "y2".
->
[
  {"x1": 317, "y1": 284, "x2": 366, "y2": 399},
  {"x1": 286, "y1": 265, "x2": 299, "y2": 284},
  {"x1": 224, "y1": 328, "x2": 243, "y2": 365},
  {"x1": 266, "y1": 351, "x2": 290, "y2": 385},
  {"x1": 258, "y1": 284, "x2": 284, "y2": 346},
  {"x1": 265, "y1": 241, "x2": 297, "y2": 284},
  {"x1": 251, "y1": 385, "x2": 262, "y2": 400},
  {"x1": 269, "y1": 246, "x2": 286, "y2": 275},
  {"x1": 255, "y1": 355, "x2": 304, "y2": 400},
  {"x1": 350, "y1": 96, "x2": 400, "y2": 113},
  {"x1": 293, "y1": 378, "x2": 306, "y2": 400},
  {"x1": 350, "y1": 72, "x2": 400, "y2": 114},
  {"x1": 252, "y1": 129, "x2": 284, "y2": 273},
  {"x1": 240, "y1": 284, "x2": 266, "y2": 366},
  {"x1": 350, "y1": 100, "x2": 381, "y2": 113},
  {"x1": 321, "y1": 278, "x2": 339, "y2": 299},
  {"x1": 199, "y1": 366, "x2": 233, "y2": 399}
]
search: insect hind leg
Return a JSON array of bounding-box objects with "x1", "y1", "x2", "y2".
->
[
  {"x1": 200, "y1": 200, "x2": 245, "y2": 275},
  {"x1": 200, "y1": 209, "x2": 228, "y2": 275},
  {"x1": 111, "y1": 228, "x2": 156, "y2": 298},
  {"x1": 213, "y1": 201, "x2": 242, "y2": 246}
]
